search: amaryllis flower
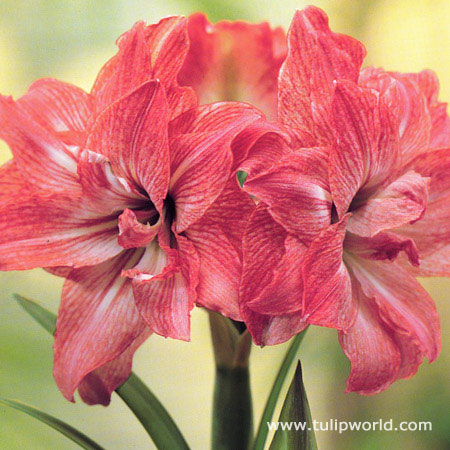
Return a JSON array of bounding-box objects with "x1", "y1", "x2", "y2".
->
[
  {"x1": 0, "y1": 16, "x2": 262, "y2": 405},
  {"x1": 239, "y1": 6, "x2": 445, "y2": 394},
  {"x1": 178, "y1": 13, "x2": 287, "y2": 119}
]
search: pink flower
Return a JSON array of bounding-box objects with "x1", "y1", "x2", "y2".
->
[
  {"x1": 178, "y1": 13, "x2": 287, "y2": 119},
  {"x1": 0, "y1": 17, "x2": 263, "y2": 404},
  {"x1": 239, "y1": 6, "x2": 446, "y2": 393}
]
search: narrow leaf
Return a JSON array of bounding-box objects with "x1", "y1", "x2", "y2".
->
[
  {"x1": 252, "y1": 328, "x2": 308, "y2": 450},
  {"x1": 0, "y1": 397, "x2": 105, "y2": 450},
  {"x1": 13, "y1": 293, "x2": 56, "y2": 334},
  {"x1": 269, "y1": 361, "x2": 317, "y2": 450},
  {"x1": 12, "y1": 294, "x2": 190, "y2": 450},
  {"x1": 117, "y1": 373, "x2": 190, "y2": 450}
]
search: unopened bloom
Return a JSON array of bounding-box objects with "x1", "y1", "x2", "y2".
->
[
  {"x1": 0, "y1": 17, "x2": 262, "y2": 404},
  {"x1": 240, "y1": 6, "x2": 445, "y2": 394}
]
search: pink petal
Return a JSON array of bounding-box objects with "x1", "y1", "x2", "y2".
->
[
  {"x1": 330, "y1": 80, "x2": 400, "y2": 217},
  {"x1": 246, "y1": 234, "x2": 305, "y2": 316},
  {"x1": 278, "y1": 6, "x2": 365, "y2": 143},
  {"x1": 185, "y1": 179, "x2": 254, "y2": 320},
  {"x1": 338, "y1": 279, "x2": 402, "y2": 394},
  {"x1": 123, "y1": 240, "x2": 193, "y2": 340},
  {"x1": 17, "y1": 78, "x2": 92, "y2": 146},
  {"x1": 53, "y1": 250, "x2": 148, "y2": 402},
  {"x1": 0, "y1": 95, "x2": 81, "y2": 192},
  {"x1": 406, "y1": 70, "x2": 450, "y2": 149},
  {"x1": 344, "y1": 231, "x2": 419, "y2": 266},
  {"x1": 302, "y1": 216, "x2": 357, "y2": 330},
  {"x1": 244, "y1": 152, "x2": 331, "y2": 242},
  {"x1": 92, "y1": 18, "x2": 196, "y2": 119},
  {"x1": 86, "y1": 80, "x2": 170, "y2": 211},
  {"x1": 397, "y1": 148, "x2": 450, "y2": 275},
  {"x1": 169, "y1": 103, "x2": 262, "y2": 233},
  {"x1": 346, "y1": 171, "x2": 429, "y2": 237},
  {"x1": 0, "y1": 160, "x2": 26, "y2": 202},
  {"x1": 78, "y1": 328, "x2": 151, "y2": 406},
  {"x1": 78, "y1": 150, "x2": 148, "y2": 215},
  {"x1": 179, "y1": 13, "x2": 287, "y2": 119},
  {"x1": 239, "y1": 205, "x2": 308, "y2": 345},
  {"x1": 118, "y1": 208, "x2": 161, "y2": 249},
  {"x1": 0, "y1": 191, "x2": 122, "y2": 270},
  {"x1": 360, "y1": 68, "x2": 431, "y2": 164},
  {"x1": 349, "y1": 255, "x2": 441, "y2": 379}
]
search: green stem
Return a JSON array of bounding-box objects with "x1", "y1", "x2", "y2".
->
[
  {"x1": 212, "y1": 366, "x2": 253, "y2": 450},
  {"x1": 252, "y1": 328, "x2": 309, "y2": 450}
]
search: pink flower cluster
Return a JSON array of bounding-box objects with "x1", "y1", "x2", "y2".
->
[{"x1": 0, "y1": 7, "x2": 447, "y2": 404}]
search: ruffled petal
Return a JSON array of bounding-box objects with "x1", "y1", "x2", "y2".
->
[
  {"x1": 302, "y1": 216, "x2": 357, "y2": 330},
  {"x1": 169, "y1": 103, "x2": 262, "y2": 232},
  {"x1": 347, "y1": 171, "x2": 429, "y2": 237},
  {"x1": 53, "y1": 250, "x2": 147, "y2": 402},
  {"x1": 92, "y1": 18, "x2": 196, "y2": 118},
  {"x1": 0, "y1": 192, "x2": 122, "y2": 270},
  {"x1": 0, "y1": 95, "x2": 81, "y2": 192},
  {"x1": 179, "y1": 13, "x2": 287, "y2": 119},
  {"x1": 78, "y1": 150, "x2": 148, "y2": 215},
  {"x1": 185, "y1": 179, "x2": 254, "y2": 320},
  {"x1": 77, "y1": 328, "x2": 151, "y2": 406},
  {"x1": 360, "y1": 68, "x2": 431, "y2": 164},
  {"x1": 397, "y1": 148, "x2": 450, "y2": 275},
  {"x1": 86, "y1": 80, "x2": 170, "y2": 211},
  {"x1": 348, "y1": 255, "x2": 441, "y2": 380},
  {"x1": 330, "y1": 80, "x2": 400, "y2": 217},
  {"x1": 118, "y1": 208, "x2": 161, "y2": 249},
  {"x1": 123, "y1": 240, "x2": 193, "y2": 340},
  {"x1": 244, "y1": 152, "x2": 331, "y2": 242},
  {"x1": 338, "y1": 278, "x2": 402, "y2": 394},
  {"x1": 17, "y1": 78, "x2": 92, "y2": 146},
  {"x1": 278, "y1": 6, "x2": 365, "y2": 143},
  {"x1": 239, "y1": 205, "x2": 308, "y2": 345}
]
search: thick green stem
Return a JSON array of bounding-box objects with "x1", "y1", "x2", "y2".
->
[
  {"x1": 212, "y1": 366, "x2": 253, "y2": 450},
  {"x1": 209, "y1": 312, "x2": 253, "y2": 450}
]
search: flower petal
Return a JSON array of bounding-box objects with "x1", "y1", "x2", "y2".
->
[
  {"x1": 53, "y1": 250, "x2": 147, "y2": 402},
  {"x1": 169, "y1": 103, "x2": 262, "y2": 232},
  {"x1": 244, "y1": 152, "x2": 331, "y2": 242},
  {"x1": 330, "y1": 80, "x2": 400, "y2": 217},
  {"x1": 278, "y1": 6, "x2": 365, "y2": 143},
  {"x1": 0, "y1": 95, "x2": 81, "y2": 192},
  {"x1": 17, "y1": 78, "x2": 92, "y2": 145},
  {"x1": 302, "y1": 216, "x2": 357, "y2": 331},
  {"x1": 86, "y1": 80, "x2": 170, "y2": 211},
  {"x1": 77, "y1": 328, "x2": 151, "y2": 406},
  {"x1": 118, "y1": 208, "x2": 161, "y2": 249},
  {"x1": 338, "y1": 279, "x2": 402, "y2": 394},
  {"x1": 179, "y1": 13, "x2": 287, "y2": 119},
  {"x1": 349, "y1": 255, "x2": 441, "y2": 377},
  {"x1": 78, "y1": 150, "x2": 148, "y2": 215},
  {"x1": 0, "y1": 192, "x2": 122, "y2": 270},
  {"x1": 346, "y1": 171, "x2": 429, "y2": 237},
  {"x1": 124, "y1": 240, "x2": 193, "y2": 340},
  {"x1": 92, "y1": 18, "x2": 196, "y2": 118},
  {"x1": 185, "y1": 179, "x2": 254, "y2": 320},
  {"x1": 360, "y1": 68, "x2": 431, "y2": 164},
  {"x1": 239, "y1": 204, "x2": 307, "y2": 345},
  {"x1": 397, "y1": 148, "x2": 450, "y2": 275}
]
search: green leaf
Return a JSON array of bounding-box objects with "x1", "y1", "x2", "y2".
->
[
  {"x1": 13, "y1": 293, "x2": 56, "y2": 334},
  {"x1": 117, "y1": 373, "x2": 190, "y2": 450},
  {"x1": 0, "y1": 397, "x2": 105, "y2": 450},
  {"x1": 269, "y1": 361, "x2": 317, "y2": 450},
  {"x1": 252, "y1": 328, "x2": 308, "y2": 450},
  {"x1": 12, "y1": 294, "x2": 190, "y2": 450}
]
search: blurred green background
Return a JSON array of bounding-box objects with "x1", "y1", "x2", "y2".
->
[{"x1": 0, "y1": 0, "x2": 449, "y2": 449}]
